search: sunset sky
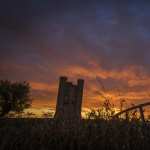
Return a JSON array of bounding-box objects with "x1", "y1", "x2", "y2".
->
[{"x1": 1, "y1": 0, "x2": 150, "y2": 115}]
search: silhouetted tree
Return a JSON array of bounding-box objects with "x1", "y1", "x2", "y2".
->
[{"x1": 0, "y1": 80, "x2": 31, "y2": 117}]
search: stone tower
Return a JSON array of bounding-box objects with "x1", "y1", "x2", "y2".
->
[{"x1": 55, "y1": 76, "x2": 84, "y2": 121}]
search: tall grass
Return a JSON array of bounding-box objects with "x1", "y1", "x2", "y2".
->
[
  {"x1": 0, "y1": 96, "x2": 150, "y2": 150},
  {"x1": 0, "y1": 117, "x2": 150, "y2": 150}
]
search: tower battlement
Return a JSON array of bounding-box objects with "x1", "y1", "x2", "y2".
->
[{"x1": 55, "y1": 76, "x2": 84, "y2": 121}]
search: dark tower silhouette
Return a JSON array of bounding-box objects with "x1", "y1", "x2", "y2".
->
[{"x1": 55, "y1": 76, "x2": 84, "y2": 121}]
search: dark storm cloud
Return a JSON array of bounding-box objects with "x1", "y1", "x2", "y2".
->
[{"x1": 1, "y1": 0, "x2": 150, "y2": 71}]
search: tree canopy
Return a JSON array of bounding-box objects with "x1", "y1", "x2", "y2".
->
[{"x1": 0, "y1": 80, "x2": 31, "y2": 117}]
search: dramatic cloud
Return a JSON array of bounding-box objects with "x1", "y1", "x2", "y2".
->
[{"x1": 1, "y1": 0, "x2": 150, "y2": 112}]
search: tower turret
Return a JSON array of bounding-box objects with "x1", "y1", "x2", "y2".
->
[{"x1": 55, "y1": 77, "x2": 84, "y2": 122}]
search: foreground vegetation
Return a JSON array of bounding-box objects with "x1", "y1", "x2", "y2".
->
[
  {"x1": 1, "y1": 80, "x2": 150, "y2": 149},
  {"x1": 0, "y1": 118, "x2": 150, "y2": 150}
]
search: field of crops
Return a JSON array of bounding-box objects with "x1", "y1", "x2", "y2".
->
[{"x1": 0, "y1": 118, "x2": 150, "y2": 150}]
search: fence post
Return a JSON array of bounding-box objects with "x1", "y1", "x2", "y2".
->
[
  {"x1": 139, "y1": 106, "x2": 145, "y2": 123},
  {"x1": 125, "y1": 112, "x2": 129, "y2": 121}
]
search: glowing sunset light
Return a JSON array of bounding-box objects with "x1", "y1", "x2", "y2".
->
[{"x1": 1, "y1": 0, "x2": 150, "y2": 117}]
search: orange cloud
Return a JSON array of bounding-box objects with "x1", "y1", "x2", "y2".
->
[
  {"x1": 59, "y1": 64, "x2": 141, "y2": 81},
  {"x1": 55, "y1": 63, "x2": 150, "y2": 109},
  {"x1": 30, "y1": 81, "x2": 57, "y2": 92},
  {"x1": 18, "y1": 58, "x2": 150, "y2": 114}
]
